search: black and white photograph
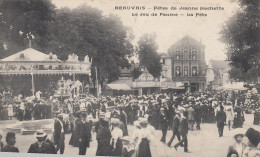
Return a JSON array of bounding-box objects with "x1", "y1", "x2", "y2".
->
[{"x1": 0, "y1": 0, "x2": 259, "y2": 156}]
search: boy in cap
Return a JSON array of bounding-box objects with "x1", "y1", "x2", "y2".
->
[{"x1": 2, "y1": 132, "x2": 19, "y2": 152}]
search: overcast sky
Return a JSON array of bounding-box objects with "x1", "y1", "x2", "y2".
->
[{"x1": 52, "y1": 0, "x2": 239, "y2": 63}]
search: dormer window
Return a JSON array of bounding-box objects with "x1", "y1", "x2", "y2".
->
[
  {"x1": 176, "y1": 51, "x2": 180, "y2": 60},
  {"x1": 20, "y1": 53, "x2": 25, "y2": 59}
]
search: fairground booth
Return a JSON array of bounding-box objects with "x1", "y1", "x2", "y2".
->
[{"x1": 0, "y1": 48, "x2": 91, "y2": 98}]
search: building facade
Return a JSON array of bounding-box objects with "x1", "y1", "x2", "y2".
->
[
  {"x1": 160, "y1": 53, "x2": 172, "y2": 79},
  {"x1": 207, "y1": 60, "x2": 230, "y2": 90},
  {"x1": 168, "y1": 36, "x2": 207, "y2": 92}
]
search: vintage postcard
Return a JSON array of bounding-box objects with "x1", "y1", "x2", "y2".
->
[{"x1": 0, "y1": 0, "x2": 259, "y2": 157}]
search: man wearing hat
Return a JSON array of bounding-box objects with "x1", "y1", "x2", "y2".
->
[
  {"x1": 2, "y1": 132, "x2": 19, "y2": 152},
  {"x1": 159, "y1": 107, "x2": 168, "y2": 143},
  {"x1": 216, "y1": 105, "x2": 226, "y2": 137},
  {"x1": 95, "y1": 112, "x2": 112, "y2": 156},
  {"x1": 187, "y1": 103, "x2": 195, "y2": 130},
  {"x1": 53, "y1": 114, "x2": 65, "y2": 154},
  {"x1": 174, "y1": 111, "x2": 189, "y2": 153},
  {"x1": 167, "y1": 110, "x2": 181, "y2": 147},
  {"x1": 76, "y1": 112, "x2": 92, "y2": 155},
  {"x1": 28, "y1": 130, "x2": 52, "y2": 154},
  {"x1": 194, "y1": 102, "x2": 202, "y2": 130}
]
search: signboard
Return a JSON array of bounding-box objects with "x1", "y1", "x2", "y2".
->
[{"x1": 132, "y1": 81, "x2": 160, "y2": 88}]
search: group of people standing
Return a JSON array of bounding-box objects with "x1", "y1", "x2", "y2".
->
[{"x1": 0, "y1": 89, "x2": 259, "y2": 156}]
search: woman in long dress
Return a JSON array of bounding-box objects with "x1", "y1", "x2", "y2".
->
[
  {"x1": 110, "y1": 118, "x2": 123, "y2": 156},
  {"x1": 134, "y1": 118, "x2": 153, "y2": 157},
  {"x1": 69, "y1": 113, "x2": 80, "y2": 147}
]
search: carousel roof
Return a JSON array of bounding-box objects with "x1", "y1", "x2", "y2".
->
[{"x1": 1, "y1": 48, "x2": 60, "y2": 62}]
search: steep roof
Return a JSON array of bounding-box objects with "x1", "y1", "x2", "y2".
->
[
  {"x1": 159, "y1": 53, "x2": 170, "y2": 58},
  {"x1": 1, "y1": 48, "x2": 60, "y2": 62},
  {"x1": 171, "y1": 35, "x2": 204, "y2": 47},
  {"x1": 210, "y1": 60, "x2": 229, "y2": 70}
]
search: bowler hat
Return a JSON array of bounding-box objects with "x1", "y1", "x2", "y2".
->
[{"x1": 6, "y1": 132, "x2": 15, "y2": 139}]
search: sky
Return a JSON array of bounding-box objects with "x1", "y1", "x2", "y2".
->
[{"x1": 52, "y1": 0, "x2": 239, "y2": 63}]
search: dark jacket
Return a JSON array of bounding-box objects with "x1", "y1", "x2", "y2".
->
[
  {"x1": 172, "y1": 115, "x2": 180, "y2": 131},
  {"x1": 95, "y1": 120, "x2": 111, "y2": 140},
  {"x1": 53, "y1": 119, "x2": 65, "y2": 145},
  {"x1": 159, "y1": 114, "x2": 168, "y2": 130},
  {"x1": 179, "y1": 117, "x2": 188, "y2": 135},
  {"x1": 2, "y1": 145, "x2": 19, "y2": 152},
  {"x1": 28, "y1": 141, "x2": 52, "y2": 154},
  {"x1": 216, "y1": 110, "x2": 226, "y2": 124},
  {"x1": 76, "y1": 121, "x2": 92, "y2": 147}
]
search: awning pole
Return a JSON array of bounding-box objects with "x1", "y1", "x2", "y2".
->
[{"x1": 31, "y1": 69, "x2": 35, "y2": 97}]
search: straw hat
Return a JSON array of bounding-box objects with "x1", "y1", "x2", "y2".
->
[
  {"x1": 121, "y1": 136, "x2": 131, "y2": 142},
  {"x1": 138, "y1": 118, "x2": 149, "y2": 125},
  {"x1": 34, "y1": 130, "x2": 47, "y2": 138},
  {"x1": 110, "y1": 118, "x2": 121, "y2": 125},
  {"x1": 232, "y1": 128, "x2": 245, "y2": 138},
  {"x1": 133, "y1": 121, "x2": 141, "y2": 128}
]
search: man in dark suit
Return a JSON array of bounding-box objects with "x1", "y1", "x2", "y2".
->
[
  {"x1": 174, "y1": 111, "x2": 189, "y2": 152},
  {"x1": 216, "y1": 105, "x2": 226, "y2": 137},
  {"x1": 2, "y1": 132, "x2": 19, "y2": 152},
  {"x1": 167, "y1": 110, "x2": 181, "y2": 147},
  {"x1": 53, "y1": 114, "x2": 65, "y2": 154},
  {"x1": 28, "y1": 130, "x2": 52, "y2": 154},
  {"x1": 95, "y1": 112, "x2": 112, "y2": 156},
  {"x1": 77, "y1": 112, "x2": 92, "y2": 155},
  {"x1": 159, "y1": 107, "x2": 168, "y2": 143},
  {"x1": 194, "y1": 103, "x2": 202, "y2": 130}
]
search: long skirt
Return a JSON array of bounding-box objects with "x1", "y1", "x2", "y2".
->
[
  {"x1": 137, "y1": 138, "x2": 151, "y2": 157},
  {"x1": 69, "y1": 131, "x2": 80, "y2": 147},
  {"x1": 96, "y1": 139, "x2": 111, "y2": 156}
]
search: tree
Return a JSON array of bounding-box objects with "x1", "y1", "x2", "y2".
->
[
  {"x1": 47, "y1": 5, "x2": 134, "y2": 84},
  {"x1": 220, "y1": 0, "x2": 260, "y2": 81},
  {"x1": 137, "y1": 33, "x2": 162, "y2": 78},
  {"x1": 0, "y1": 0, "x2": 56, "y2": 57}
]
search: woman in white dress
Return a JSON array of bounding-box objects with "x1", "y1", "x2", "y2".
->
[{"x1": 8, "y1": 104, "x2": 14, "y2": 120}]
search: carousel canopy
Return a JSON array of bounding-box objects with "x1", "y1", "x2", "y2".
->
[{"x1": 1, "y1": 48, "x2": 60, "y2": 62}]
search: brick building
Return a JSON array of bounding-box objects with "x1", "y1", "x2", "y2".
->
[{"x1": 167, "y1": 36, "x2": 207, "y2": 92}]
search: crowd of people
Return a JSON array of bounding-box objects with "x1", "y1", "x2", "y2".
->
[{"x1": 0, "y1": 89, "x2": 260, "y2": 156}]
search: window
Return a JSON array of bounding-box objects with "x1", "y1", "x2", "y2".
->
[
  {"x1": 192, "y1": 67, "x2": 197, "y2": 76},
  {"x1": 176, "y1": 51, "x2": 180, "y2": 60},
  {"x1": 180, "y1": 52, "x2": 184, "y2": 59},
  {"x1": 184, "y1": 51, "x2": 188, "y2": 60},
  {"x1": 192, "y1": 51, "x2": 197, "y2": 60},
  {"x1": 162, "y1": 59, "x2": 165, "y2": 64},
  {"x1": 176, "y1": 66, "x2": 181, "y2": 76},
  {"x1": 184, "y1": 66, "x2": 188, "y2": 76},
  {"x1": 189, "y1": 51, "x2": 192, "y2": 59}
]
